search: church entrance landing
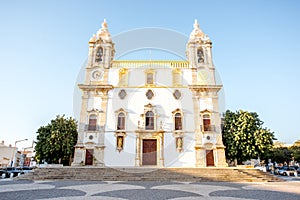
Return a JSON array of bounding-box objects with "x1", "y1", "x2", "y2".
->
[{"x1": 142, "y1": 139, "x2": 157, "y2": 165}]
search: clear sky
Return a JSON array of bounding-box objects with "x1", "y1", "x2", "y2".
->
[{"x1": 0, "y1": 0, "x2": 299, "y2": 149}]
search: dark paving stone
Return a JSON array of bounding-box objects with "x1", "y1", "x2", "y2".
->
[
  {"x1": 113, "y1": 181, "x2": 183, "y2": 189},
  {"x1": 0, "y1": 189, "x2": 85, "y2": 200},
  {"x1": 38, "y1": 180, "x2": 106, "y2": 188},
  {"x1": 210, "y1": 189, "x2": 300, "y2": 200},
  {"x1": 0, "y1": 179, "x2": 34, "y2": 186},
  {"x1": 93, "y1": 189, "x2": 202, "y2": 200},
  {"x1": 193, "y1": 181, "x2": 246, "y2": 189}
]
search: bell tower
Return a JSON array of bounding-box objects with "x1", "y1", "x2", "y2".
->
[
  {"x1": 187, "y1": 20, "x2": 227, "y2": 167},
  {"x1": 72, "y1": 19, "x2": 114, "y2": 166},
  {"x1": 186, "y1": 20, "x2": 213, "y2": 67}
]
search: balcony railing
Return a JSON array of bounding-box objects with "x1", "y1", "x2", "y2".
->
[
  {"x1": 84, "y1": 125, "x2": 101, "y2": 132},
  {"x1": 200, "y1": 125, "x2": 216, "y2": 132}
]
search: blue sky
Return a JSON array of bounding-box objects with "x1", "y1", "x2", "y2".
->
[{"x1": 0, "y1": 0, "x2": 299, "y2": 149}]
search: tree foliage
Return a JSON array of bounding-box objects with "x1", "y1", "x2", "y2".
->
[
  {"x1": 35, "y1": 115, "x2": 78, "y2": 165},
  {"x1": 222, "y1": 110, "x2": 275, "y2": 164}
]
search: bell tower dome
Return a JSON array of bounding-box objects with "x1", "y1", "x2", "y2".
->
[
  {"x1": 186, "y1": 20, "x2": 213, "y2": 68},
  {"x1": 88, "y1": 19, "x2": 115, "y2": 70}
]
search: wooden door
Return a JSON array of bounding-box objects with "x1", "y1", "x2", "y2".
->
[
  {"x1": 142, "y1": 139, "x2": 157, "y2": 165},
  {"x1": 206, "y1": 150, "x2": 214, "y2": 166},
  {"x1": 85, "y1": 149, "x2": 94, "y2": 165}
]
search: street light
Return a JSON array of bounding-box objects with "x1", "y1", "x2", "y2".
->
[{"x1": 10, "y1": 139, "x2": 28, "y2": 167}]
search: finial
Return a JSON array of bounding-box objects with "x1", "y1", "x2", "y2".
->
[
  {"x1": 102, "y1": 18, "x2": 108, "y2": 28},
  {"x1": 193, "y1": 19, "x2": 200, "y2": 29}
]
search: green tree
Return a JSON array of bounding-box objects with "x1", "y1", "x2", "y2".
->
[
  {"x1": 222, "y1": 110, "x2": 275, "y2": 164},
  {"x1": 35, "y1": 115, "x2": 78, "y2": 165},
  {"x1": 267, "y1": 147, "x2": 292, "y2": 164},
  {"x1": 290, "y1": 140, "x2": 300, "y2": 162}
]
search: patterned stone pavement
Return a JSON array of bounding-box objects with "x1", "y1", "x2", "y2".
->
[{"x1": 0, "y1": 179, "x2": 300, "y2": 200}]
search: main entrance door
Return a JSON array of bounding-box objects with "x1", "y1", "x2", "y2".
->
[
  {"x1": 142, "y1": 139, "x2": 157, "y2": 165},
  {"x1": 206, "y1": 150, "x2": 214, "y2": 166},
  {"x1": 85, "y1": 149, "x2": 94, "y2": 165}
]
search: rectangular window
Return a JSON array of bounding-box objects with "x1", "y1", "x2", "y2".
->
[{"x1": 146, "y1": 73, "x2": 154, "y2": 85}]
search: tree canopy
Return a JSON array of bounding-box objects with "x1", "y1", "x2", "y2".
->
[
  {"x1": 222, "y1": 110, "x2": 275, "y2": 164},
  {"x1": 35, "y1": 115, "x2": 78, "y2": 165}
]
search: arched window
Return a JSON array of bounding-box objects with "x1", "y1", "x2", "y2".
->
[
  {"x1": 117, "y1": 112, "x2": 125, "y2": 130},
  {"x1": 203, "y1": 114, "x2": 211, "y2": 131},
  {"x1": 88, "y1": 114, "x2": 97, "y2": 131},
  {"x1": 95, "y1": 47, "x2": 103, "y2": 62},
  {"x1": 174, "y1": 113, "x2": 182, "y2": 130},
  {"x1": 145, "y1": 111, "x2": 154, "y2": 130},
  {"x1": 197, "y1": 48, "x2": 204, "y2": 63}
]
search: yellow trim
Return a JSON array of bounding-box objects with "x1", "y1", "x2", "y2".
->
[
  {"x1": 112, "y1": 60, "x2": 190, "y2": 69},
  {"x1": 113, "y1": 85, "x2": 188, "y2": 88}
]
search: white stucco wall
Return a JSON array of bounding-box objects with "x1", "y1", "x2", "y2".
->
[{"x1": 103, "y1": 67, "x2": 197, "y2": 167}]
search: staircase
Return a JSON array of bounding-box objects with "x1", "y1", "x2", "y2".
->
[{"x1": 17, "y1": 167, "x2": 283, "y2": 182}]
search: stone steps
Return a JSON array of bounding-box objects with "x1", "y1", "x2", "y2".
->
[{"x1": 17, "y1": 167, "x2": 284, "y2": 182}]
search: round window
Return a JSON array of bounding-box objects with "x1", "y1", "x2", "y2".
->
[
  {"x1": 118, "y1": 89, "x2": 127, "y2": 99},
  {"x1": 146, "y1": 90, "x2": 154, "y2": 100},
  {"x1": 173, "y1": 90, "x2": 181, "y2": 100}
]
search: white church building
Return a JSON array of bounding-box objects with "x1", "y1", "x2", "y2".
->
[{"x1": 72, "y1": 20, "x2": 227, "y2": 167}]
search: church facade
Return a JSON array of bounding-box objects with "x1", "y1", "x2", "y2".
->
[{"x1": 72, "y1": 20, "x2": 227, "y2": 167}]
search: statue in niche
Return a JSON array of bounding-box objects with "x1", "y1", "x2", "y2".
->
[
  {"x1": 176, "y1": 137, "x2": 183, "y2": 152},
  {"x1": 197, "y1": 49, "x2": 204, "y2": 63},
  {"x1": 117, "y1": 136, "x2": 123, "y2": 152},
  {"x1": 95, "y1": 47, "x2": 103, "y2": 62}
]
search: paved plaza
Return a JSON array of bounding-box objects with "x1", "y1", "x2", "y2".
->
[{"x1": 0, "y1": 179, "x2": 300, "y2": 200}]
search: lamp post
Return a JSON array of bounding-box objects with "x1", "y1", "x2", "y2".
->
[{"x1": 10, "y1": 139, "x2": 28, "y2": 167}]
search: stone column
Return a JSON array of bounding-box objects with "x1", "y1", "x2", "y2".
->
[
  {"x1": 192, "y1": 93, "x2": 202, "y2": 145},
  {"x1": 99, "y1": 91, "x2": 109, "y2": 127},
  {"x1": 72, "y1": 147, "x2": 84, "y2": 166},
  {"x1": 159, "y1": 133, "x2": 164, "y2": 167},
  {"x1": 195, "y1": 147, "x2": 206, "y2": 167},
  {"x1": 94, "y1": 146, "x2": 105, "y2": 167}
]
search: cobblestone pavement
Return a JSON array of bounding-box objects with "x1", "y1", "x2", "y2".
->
[{"x1": 0, "y1": 179, "x2": 300, "y2": 200}]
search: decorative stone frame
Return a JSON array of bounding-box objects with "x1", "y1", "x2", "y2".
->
[
  {"x1": 200, "y1": 109, "x2": 214, "y2": 133},
  {"x1": 134, "y1": 103, "x2": 164, "y2": 166},
  {"x1": 115, "y1": 108, "x2": 127, "y2": 131},
  {"x1": 114, "y1": 108, "x2": 127, "y2": 152},
  {"x1": 172, "y1": 108, "x2": 184, "y2": 131},
  {"x1": 172, "y1": 108, "x2": 184, "y2": 152},
  {"x1": 115, "y1": 132, "x2": 126, "y2": 152},
  {"x1": 139, "y1": 103, "x2": 158, "y2": 131},
  {"x1": 146, "y1": 89, "x2": 155, "y2": 100},
  {"x1": 173, "y1": 89, "x2": 182, "y2": 100},
  {"x1": 86, "y1": 109, "x2": 101, "y2": 132}
]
